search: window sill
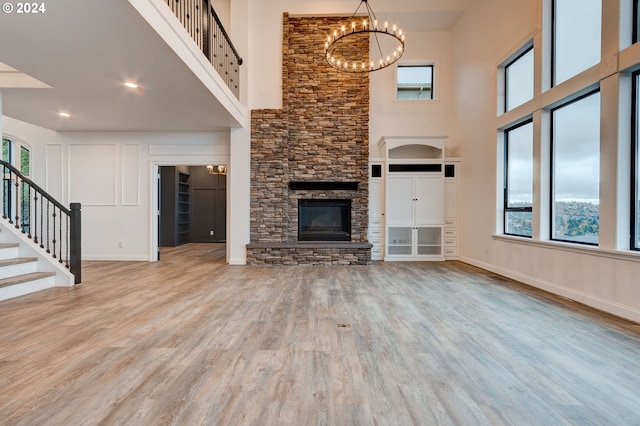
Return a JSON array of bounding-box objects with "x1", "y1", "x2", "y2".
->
[
  {"x1": 492, "y1": 234, "x2": 640, "y2": 262},
  {"x1": 393, "y1": 99, "x2": 440, "y2": 104}
]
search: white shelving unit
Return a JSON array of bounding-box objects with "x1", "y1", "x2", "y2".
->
[{"x1": 378, "y1": 136, "x2": 446, "y2": 261}]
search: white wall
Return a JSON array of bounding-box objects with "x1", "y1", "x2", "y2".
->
[
  {"x1": 369, "y1": 30, "x2": 456, "y2": 158},
  {"x1": 452, "y1": 0, "x2": 640, "y2": 323},
  {"x1": 2, "y1": 117, "x2": 230, "y2": 261}
]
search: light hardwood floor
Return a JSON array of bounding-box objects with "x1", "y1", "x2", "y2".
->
[{"x1": 0, "y1": 243, "x2": 639, "y2": 425}]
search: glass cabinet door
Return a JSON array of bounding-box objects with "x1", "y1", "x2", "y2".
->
[
  {"x1": 387, "y1": 227, "x2": 413, "y2": 255},
  {"x1": 417, "y1": 227, "x2": 441, "y2": 255}
]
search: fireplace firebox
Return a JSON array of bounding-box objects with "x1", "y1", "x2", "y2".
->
[{"x1": 298, "y1": 199, "x2": 351, "y2": 241}]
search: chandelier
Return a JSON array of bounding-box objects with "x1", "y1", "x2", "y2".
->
[
  {"x1": 324, "y1": 0, "x2": 405, "y2": 73},
  {"x1": 206, "y1": 164, "x2": 227, "y2": 175}
]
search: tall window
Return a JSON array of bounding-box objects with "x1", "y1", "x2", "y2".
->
[
  {"x1": 505, "y1": 46, "x2": 534, "y2": 112},
  {"x1": 632, "y1": 72, "x2": 640, "y2": 250},
  {"x1": 553, "y1": 0, "x2": 601, "y2": 86},
  {"x1": 1, "y1": 138, "x2": 30, "y2": 175},
  {"x1": 551, "y1": 90, "x2": 600, "y2": 245},
  {"x1": 2, "y1": 137, "x2": 31, "y2": 231},
  {"x1": 504, "y1": 120, "x2": 534, "y2": 237},
  {"x1": 397, "y1": 65, "x2": 433, "y2": 100}
]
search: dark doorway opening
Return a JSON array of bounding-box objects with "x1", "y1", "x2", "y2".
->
[{"x1": 159, "y1": 165, "x2": 226, "y2": 247}]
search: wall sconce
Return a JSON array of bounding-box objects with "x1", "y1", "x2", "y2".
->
[{"x1": 207, "y1": 164, "x2": 227, "y2": 175}]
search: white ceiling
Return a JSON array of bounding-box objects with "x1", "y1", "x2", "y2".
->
[
  {"x1": 0, "y1": 0, "x2": 466, "y2": 133},
  {"x1": 0, "y1": 0, "x2": 242, "y2": 132}
]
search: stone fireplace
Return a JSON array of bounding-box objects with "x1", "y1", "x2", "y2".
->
[{"x1": 246, "y1": 14, "x2": 371, "y2": 265}]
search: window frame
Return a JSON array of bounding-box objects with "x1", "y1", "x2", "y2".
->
[
  {"x1": 551, "y1": 0, "x2": 602, "y2": 87},
  {"x1": 631, "y1": 70, "x2": 640, "y2": 251},
  {"x1": 396, "y1": 64, "x2": 434, "y2": 101},
  {"x1": 504, "y1": 44, "x2": 534, "y2": 113},
  {"x1": 503, "y1": 118, "x2": 534, "y2": 238},
  {"x1": 549, "y1": 88, "x2": 601, "y2": 246}
]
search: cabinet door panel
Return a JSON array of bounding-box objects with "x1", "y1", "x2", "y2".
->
[
  {"x1": 414, "y1": 176, "x2": 443, "y2": 225},
  {"x1": 445, "y1": 180, "x2": 458, "y2": 219},
  {"x1": 369, "y1": 180, "x2": 383, "y2": 218},
  {"x1": 387, "y1": 176, "x2": 414, "y2": 224}
]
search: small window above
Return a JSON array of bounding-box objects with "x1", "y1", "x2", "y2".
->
[
  {"x1": 397, "y1": 65, "x2": 433, "y2": 100},
  {"x1": 504, "y1": 45, "x2": 534, "y2": 112}
]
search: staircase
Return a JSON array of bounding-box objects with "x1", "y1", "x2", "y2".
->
[
  {"x1": 0, "y1": 220, "x2": 75, "y2": 302},
  {"x1": 0, "y1": 240, "x2": 56, "y2": 301},
  {"x1": 0, "y1": 159, "x2": 80, "y2": 302}
]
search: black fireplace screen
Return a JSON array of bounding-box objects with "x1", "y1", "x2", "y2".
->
[{"x1": 298, "y1": 199, "x2": 351, "y2": 241}]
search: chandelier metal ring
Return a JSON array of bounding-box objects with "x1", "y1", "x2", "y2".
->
[{"x1": 324, "y1": 0, "x2": 405, "y2": 73}]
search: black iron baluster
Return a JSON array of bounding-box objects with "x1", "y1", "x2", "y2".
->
[
  {"x1": 1, "y1": 164, "x2": 7, "y2": 221},
  {"x1": 33, "y1": 191, "x2": 38, "y2": 244},
  {"x1": 58, "y1": 207, "x2": 63, "y2": 263},
  {"x1": 46, "y1": 200, "x2": 50, "y2": 254},
  {"x1": 65, "y1": 214, "x2": 70, "y2": 268},
  {"x1": 52, "y1": 206, "x2": 57, "y2": 259},
  {"x1": 14, "y1": 175, "x2": 20, "y2": 229},
  {"x1": 39, "y1": 193, "x2": 44, "y2": 248},
  {"x1": 26, "y1": 183, "x2": 32, "y2": 237}
]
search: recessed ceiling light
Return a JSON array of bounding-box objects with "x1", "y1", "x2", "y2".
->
[
  {"x1": 124, "y1": 82, "x2": 138, "y2": 89},
  {"x1": 58, "y1": 112, "x2": 71, "y2": 118}
]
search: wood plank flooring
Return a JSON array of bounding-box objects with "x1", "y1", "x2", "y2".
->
[{"x1": 1, "y1": 243, "x2": 639, "y2": 425}]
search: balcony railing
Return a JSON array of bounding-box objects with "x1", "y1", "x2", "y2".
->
[{"x1": 165, "y1": 0, "x2": 243, "y2": 99}]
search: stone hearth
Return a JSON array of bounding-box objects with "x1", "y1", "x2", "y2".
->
[{"x1": 247, "y1": 14, "x2": 371, "y2": 265}]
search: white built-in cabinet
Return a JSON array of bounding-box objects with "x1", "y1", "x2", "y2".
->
[
  {"x1": 444, "y1": 159, "x2": 460, "y2": 259},
  {"x1": 368, "y1": 160, "x2": 385, "y2": 260},
  {"x1": 378, "y1": 136, "x2": 447, "y2": 261}
]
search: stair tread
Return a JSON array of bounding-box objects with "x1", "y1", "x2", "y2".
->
[
  {"x1": 0, "y1": 257, "x2": 38, "y2": 267},
  {"x1": 0, "y1": 243, "x2": 19, "y2": 249},
  {"x1": 0, "y1": 271, "x2": 56, "y2": 289}
]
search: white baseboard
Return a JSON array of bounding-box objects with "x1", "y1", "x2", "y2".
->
[
  {"x1": 228, "y1": 258, "x2": 246, "y2": 265},
  {"x1": 459, "y1": 256, "x2": 640, "y2": 324},
  {"x1": 82, "y1": 255, "x2": 149, "y2": 261}
]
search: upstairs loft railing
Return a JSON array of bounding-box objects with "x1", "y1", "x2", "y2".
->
[
  {"x1": 0, "y1": 161, "x2": 81, "y2": 284},
  {"x1": 165, "y1": 0, "x2": 243, "y2": 99}
]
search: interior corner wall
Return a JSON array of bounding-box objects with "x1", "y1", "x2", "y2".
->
[{"x1": 452, "y1": 0, "x2": 640, "y2": 323}]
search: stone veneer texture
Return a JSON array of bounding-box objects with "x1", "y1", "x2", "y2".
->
[{"x1": 249, "y1": 14, "x2": 370, "y2": 264}]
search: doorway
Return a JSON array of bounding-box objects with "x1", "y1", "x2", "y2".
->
[{"x1": 158, "y1": 165, "x2": 227, "y2": 251}]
